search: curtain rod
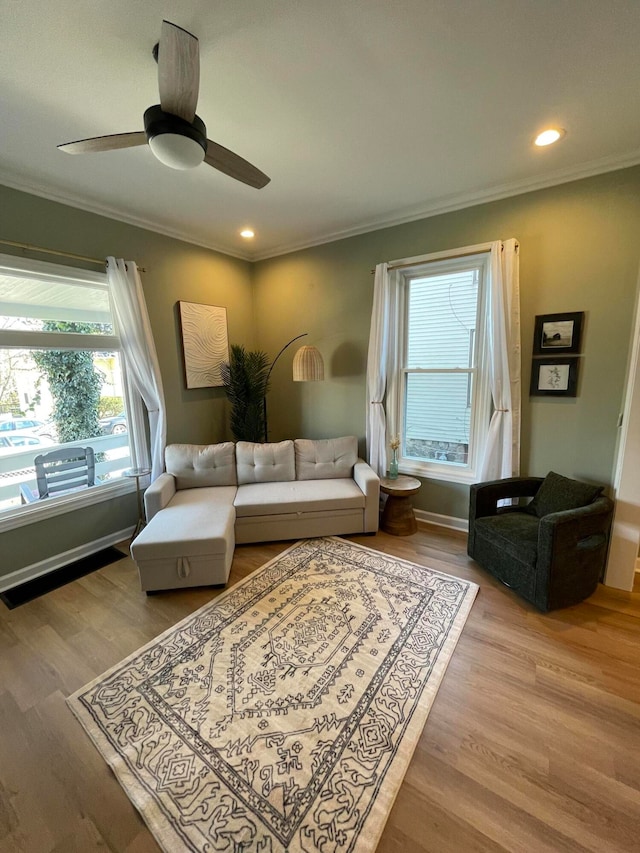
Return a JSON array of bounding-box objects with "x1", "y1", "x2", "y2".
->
[
  {"x1": 370, "y1": 241, "x2": 519, "y2": 273},
  {"x1": 0, "y1": 238, "x2": 146, "y2": 272}
]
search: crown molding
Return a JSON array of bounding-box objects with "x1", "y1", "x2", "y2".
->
[
  {"x1": 252, "y1": 149, "x2": 640, "y2": 261},
  {"x1": 0, "y1": 169, "x2": 252, "y2": 262},
  {"x1": 2, "y1": 148, "x2": 639, "y2": 266}
]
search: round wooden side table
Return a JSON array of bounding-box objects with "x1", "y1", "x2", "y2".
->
[{"x1": 380, "y1": 475, "x2": 421, "y2": 536}]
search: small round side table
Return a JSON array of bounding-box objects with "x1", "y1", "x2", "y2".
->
[
  {"x1": 380, "y1": 475, "x2": 422, "y2": 536},
  {"x1": 124, "y1": 467, "x2": 152, "y2": 539}
]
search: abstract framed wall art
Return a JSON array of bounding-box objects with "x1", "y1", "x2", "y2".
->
[
  {"x1": 530, "y1": 357, "x2": 579, "y2": 397},
  {"x1": 532, "y1": 311, "x2": 584, "y2": 355},
  {"x1": 178, "y1": 301, "x2": 229, "y2": 388}
]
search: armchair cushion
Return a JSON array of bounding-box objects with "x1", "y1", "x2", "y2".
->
[
  {"x1": 526, "y1": 470, "x2": 603, "y2": 519},
  {"x1": 473, "y1": 512, "x2": 539, "y2": 568}
]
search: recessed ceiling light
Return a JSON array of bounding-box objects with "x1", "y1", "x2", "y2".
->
[
  {"x1": 240, "y1": 229, "x2": 255, "y2": 239},
  {"x1": 534, "y1": 128, "x2": 566, "y2": 147}
]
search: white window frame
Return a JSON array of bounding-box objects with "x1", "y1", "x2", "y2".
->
[
  {"x1": 0, "y1": 253, "x2": 146, "y2": 532},
  {"x1": 387, "y1": 245, "x2": 493, "y2": 485}
]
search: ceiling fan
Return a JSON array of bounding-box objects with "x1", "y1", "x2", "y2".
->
[{"x1": 58, "y1": 20, "x2": 270, "y2": 189}]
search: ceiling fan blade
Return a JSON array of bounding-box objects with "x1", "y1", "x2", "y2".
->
[
  {"x1": 158, "y1": 20, "x2": 199, "y2": 123},
  {"x1": 204, "y1": 140, "x2": 270, "y2": 189},
  {"x1": 58, "y1": 132, "x2": 148, "y2": 154}
]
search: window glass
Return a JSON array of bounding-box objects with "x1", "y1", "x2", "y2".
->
[
  {"x1": 404, "y1": 372, "x2": 474, "y2": 466},
  {"x1": 406, "y1": 271, "x2": 478, "y2": 369},
  {"x1": 402, "y1": 267, "x2": 479, "y2": 470},
  {"x1": 390, "y1": 249, "x2": 490, "y2": 484},
  {"x1": 0, "y1": 261, "x2": 134, "y2": 516},
  {"x1": 0, "y1": 273, "x2": 112, "y2": 331}
]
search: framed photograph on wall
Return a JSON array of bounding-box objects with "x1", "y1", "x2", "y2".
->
[
  {"x1": 533, "y1": 311, "x2": 584, "y2": 355},
  {"x1": 178, "y1": 301, "x2": 229, "y2": 388},
  {"x1": 530, "y1": 357, "x2": 579, "y2": 397}
]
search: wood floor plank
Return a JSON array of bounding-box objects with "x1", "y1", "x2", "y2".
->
[{"x1": 0, "y1": 528, "x2": 639, "y2": 852}]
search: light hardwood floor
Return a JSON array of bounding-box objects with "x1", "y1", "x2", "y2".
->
[{"x1": 1, "y1": 526, "x2": 639, "y2": 852}]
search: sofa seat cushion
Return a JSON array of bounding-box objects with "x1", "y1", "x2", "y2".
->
[
  {"x1": 473, "y1": 512, "x2": 539, "y2": 568},
  {"x1": 131, "y1": 487, "x2": 236, "y2": 559},
  {"x1": 165, "y1": 442, "x2": 237, "y2": 489},
  {"x1": 169, "y1": 485, "x2": 237, "y2": 508},
  {"x1": 234, "y1": 479, "x2": 365, "y2": 517},
  {"x1": 236, "y1": 440, "x2": 295, "y2": 484},
  {"x1": 295, "y1": 436, "x2": 358, "y2": 480}
]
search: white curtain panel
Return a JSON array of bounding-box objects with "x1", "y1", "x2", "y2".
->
[
  {"x1": 479, "y1": 239, "x2": 521, "y2": 481},
  {"x1": 366, "y1": 263, "x2": 391, "y2": 477},
  {"x1": 106, "y1": 257, "x2": 167, "y2": 480}
]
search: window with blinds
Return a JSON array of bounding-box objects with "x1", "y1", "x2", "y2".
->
[{"x1": 389, "y1": 250, "x2": 491, "y2": 483}]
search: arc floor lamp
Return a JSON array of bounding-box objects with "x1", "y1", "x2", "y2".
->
[{"x1": 263, "y1": 333, "x2": 324, "y2": 440}]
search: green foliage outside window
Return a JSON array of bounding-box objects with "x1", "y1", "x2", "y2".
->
[
  {"x1": 98, "y1": 396, "x2": 124, "y2": 419},
  {"x1": 32, "y1": 321, "x2": 106, "y2": 443}
]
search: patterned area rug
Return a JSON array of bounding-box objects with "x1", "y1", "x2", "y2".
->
[{"x1": 68, "y1": 537, "x2": 478, "y2": 852}]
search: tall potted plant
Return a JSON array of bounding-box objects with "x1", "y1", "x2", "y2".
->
[{"x1": 220, "y1": 344, "x2": 270, "y2": 442}]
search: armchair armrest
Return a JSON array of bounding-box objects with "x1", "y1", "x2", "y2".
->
[
  {"x1": 144, "y1": 473, "x2": 176, "y2": 521},
  {"x1": 470, "y1": 476, "x2": 543, "y2": 520},
  {"x1": 353, "y1": 458, "x2": 380, "y2": 532},
  {"x1": 536, "y1": 496, "x2": 614, "y2": 608},
  {"x1": 538, "y1": 496, "x2": 613, "y2": 553}
]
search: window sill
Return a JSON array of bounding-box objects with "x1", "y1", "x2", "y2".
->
[
  {"x1": 0, "y1": 479, "x2": 135, "y2": 534},
  {"x1": 399, "y1": 459, "x2": 479, "y2": 486}
]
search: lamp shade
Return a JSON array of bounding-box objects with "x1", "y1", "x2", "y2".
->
[{"x1": 292, "y1": 345, "x2": 324, "y2": 381}]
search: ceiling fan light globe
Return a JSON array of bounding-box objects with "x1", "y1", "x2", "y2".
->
[{"x1": 148, "y1": 133, "x2": 205, "y2": 170}]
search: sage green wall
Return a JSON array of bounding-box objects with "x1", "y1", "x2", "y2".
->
[
  {"x1": 0, "y1": 184, "x2": 252, "y2": 577},
  {"x1": 2, "y1": 165, "x2": 640, "y2": 574},
  {"x1": 253, "y1": 166, "x2": 640, "y2": 519}
]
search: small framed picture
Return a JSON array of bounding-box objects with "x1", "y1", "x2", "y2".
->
[
  {"x1": 533, "y1": 311, "x2": 584, "y2": 355},
  {"x1": 530, "y1": 357, "x2": 579, "y2": 397}
]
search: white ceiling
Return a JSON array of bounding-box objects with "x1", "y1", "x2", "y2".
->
[{"x1": 1, "y1": 0, "x2": 639, "y2": 261}]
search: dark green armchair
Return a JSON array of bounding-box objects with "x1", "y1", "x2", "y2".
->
[{"x1": 468, "y1": 472, "x2": 614, "y2": 612}]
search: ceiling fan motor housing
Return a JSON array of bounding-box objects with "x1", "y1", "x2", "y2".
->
[{"x1": 144, "y1": 105, "x2": 207, "y2": 170}]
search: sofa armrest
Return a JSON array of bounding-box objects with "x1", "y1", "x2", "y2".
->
[
  {"x1": 144, "y1": 473, "x2": 176, "y2": 521},
  {"x1": 353, "y1": 458, "x2": 380, "y2": 532}
]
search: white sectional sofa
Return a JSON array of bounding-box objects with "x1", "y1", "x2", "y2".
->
[{"x1": 130, "y1": 436, "x2": 380, "y2": 592}]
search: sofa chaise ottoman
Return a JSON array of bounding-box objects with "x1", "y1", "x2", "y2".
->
[
  {"x1": 130, "y1": 436, "x2": 380, "y2": 592},
  {"x1": 130, "y1": 487, "x2": 236, "y2": 592}
]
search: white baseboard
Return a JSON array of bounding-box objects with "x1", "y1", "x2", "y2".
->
[
  {"x1": 0, "y1": 526, "x2": 135, "y2": 592},
  {"x1": 415, "y1": 509, "x2": 469, "y2": 533}
]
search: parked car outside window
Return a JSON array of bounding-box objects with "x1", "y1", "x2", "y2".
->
[
  {"x1": 0, "y1": 417, "x2": 45, "y2": 433},
  {"x1": 98, "y1": 413, "x2": 128, "y2": 435},
  {"x1": 0, "y1": 432, "x2": 54, "y2": 454}
]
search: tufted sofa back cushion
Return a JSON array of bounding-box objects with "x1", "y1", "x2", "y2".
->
[
  {"x1": 236, "y1": 440, "x2": 295, "y2": 484},
  {"x1": 295, "y1": 436, "x2": 358, "y2": 480},
  {"x1": 165, "y1": 443, "x2": 237, "y2": 489}
]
